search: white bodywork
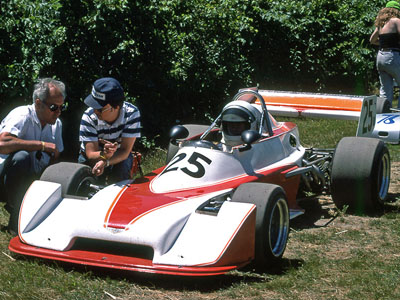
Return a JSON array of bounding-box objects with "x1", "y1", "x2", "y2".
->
[
  {"x1": 152, "y1": 131, "x2": 304, "y2": 193},
  {"x1": 370, "y1": 113, "x2": 400, "y2": 144},
  {"x1": 19, "y1": 180, "x2": 255, "y2": 267}
]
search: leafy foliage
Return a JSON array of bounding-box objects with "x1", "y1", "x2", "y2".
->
[
  {"x1": 250, "y1": 0, "x2": 383, "y2": 93},
  {"x1": 0, "y1": 0, "x2": 65, "y2": 100}
]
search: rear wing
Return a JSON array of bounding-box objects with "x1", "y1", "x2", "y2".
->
[
  {"x1": 257, "y1": 90, "x2": 363, "y2": 120},
  {"x1": 253, "y1": 89, "x2": 377, "y2": 137}
]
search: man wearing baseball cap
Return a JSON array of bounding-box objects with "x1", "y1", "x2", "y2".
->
[{"x1": 79, "y1": 77, "x2": 141, "y2": 183}]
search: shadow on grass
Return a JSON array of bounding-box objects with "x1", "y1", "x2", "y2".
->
[
  {"x1": 290, "y1": 197, "x2": 337, "y2": 230},
  {"x1": 384, "y1": 192, "x2": 400, "y2": 214},
  {"x1": 291, "y1": 191, "x2": 400, "y2": 230},
  {"x1": 9, "y1": 252, "x2": 304, "y2": 292},
  {"x1": 100, "y1": 255, "x2": 303, "y2": 290}
]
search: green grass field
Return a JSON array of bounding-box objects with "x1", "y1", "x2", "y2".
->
[{"x1": 1, "y1": 117, "x2": 400, "y2": 300}]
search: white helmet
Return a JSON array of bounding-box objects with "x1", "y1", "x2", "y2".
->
[{"x1": 220, "y1": 100, "x2": 262, "y2": 146}]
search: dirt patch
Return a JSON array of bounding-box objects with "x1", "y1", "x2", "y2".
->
[
  {"x1": 297, "y1": 161, "x2": 400, "y2": 220},
  {"x1": 390, "y1": 162, "x2": 400, "y2": 194},
  {"x1": 284, "y1": 162, "x2": 400, "y2": 261}
]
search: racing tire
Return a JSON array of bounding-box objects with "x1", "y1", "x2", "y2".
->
[
  {"x1": 166, "y1": 124, "x2": 210, "y2": 164},
  {"x1": 40, "y1": 162, "x2": 95, "y2": 197},
  {"x1": 376, "y1": 97, "x2": 391, "y2": 114},
  {"x1": 232, "y1": 183, "x2": 289, "y2": 268},
  {"x1": 331, "y1": 137, "x2": 391, "y2": 215}
]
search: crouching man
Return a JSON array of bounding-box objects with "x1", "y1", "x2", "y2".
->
[
  {"x1": 78, "y1": 77, "x2": 141, "y2": 184},
  {"x1": 0, "y1": 78, "x2": 66, "y2": 235}
]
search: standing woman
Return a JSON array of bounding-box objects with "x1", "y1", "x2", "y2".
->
[{"x1": 370, "y1": 1, "x2": 400, "y2": 108}]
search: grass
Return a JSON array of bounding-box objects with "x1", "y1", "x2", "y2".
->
[{"x1": 1, "y1": 117, "x2": 400, "y2": 300}]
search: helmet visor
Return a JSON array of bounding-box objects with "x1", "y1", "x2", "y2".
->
[{"x1": 222, "y1": 121, "x2": 250, "y2": 136}]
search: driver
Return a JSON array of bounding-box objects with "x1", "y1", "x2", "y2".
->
[{"x1": 220, "y1": 100, "x2": 262, "y2": 147}]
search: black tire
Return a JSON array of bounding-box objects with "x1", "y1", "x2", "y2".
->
[
  {"x1": 166, "y1": 124, "x2": 210, "y2": 164},
  {"x1": 232, "y1": 183, "x2": 289, "y2": 267},
  {"x1": 40, "y1": 162, "x2": 95, "y2": 197},
  {"x1": 331, "y1": 137, "x2": 391, "y2": 215},
  {"x1": 376, "y1": 97, "x2": 391, "y2": 114}
]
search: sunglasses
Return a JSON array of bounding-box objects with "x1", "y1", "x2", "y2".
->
[
  {"x1": 94, "y1": 106, "x2": 112, "y2": 114},
  {"x1": 43, "y1": 101, "x2": 66, "y2": 112}
]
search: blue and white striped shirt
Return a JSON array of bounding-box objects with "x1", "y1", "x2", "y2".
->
[{"x1": 79, "y1": 102, "x2": 141, "y2": 154}]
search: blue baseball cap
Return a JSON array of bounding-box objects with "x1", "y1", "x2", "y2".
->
[{"x1": 84, "y1": 77, "x2": 124, "y2": 109}]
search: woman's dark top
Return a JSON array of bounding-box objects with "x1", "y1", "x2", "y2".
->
[{"x1": 379, "y1": 32, "x2": 400, "y2": 49}]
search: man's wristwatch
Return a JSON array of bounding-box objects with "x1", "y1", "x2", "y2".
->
[{"x1": 99, "y1": 152, "x2": 110, "y2": 167}]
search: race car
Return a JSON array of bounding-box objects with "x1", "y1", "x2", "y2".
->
[{"x1": 8, "y1": 89, "x2": 391, "y2": 276}]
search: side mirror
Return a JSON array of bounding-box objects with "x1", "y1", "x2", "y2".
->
[
  {"x1": 169, "y1": 125, "x2": 189, "y2": 145},
  {"x1": 239, "y1": 130, "x2": 261, "y2": 152}
]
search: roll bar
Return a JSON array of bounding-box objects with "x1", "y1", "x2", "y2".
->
[
  {"x1": 232, "y1": 89, "x2": 274, "y2": 137},
  {"x1": 199, "y1": 88, "x2": 274, "y2": 140}
]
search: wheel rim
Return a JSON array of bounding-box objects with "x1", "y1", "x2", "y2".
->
[
  {"x1": 75, "y1": 177, "x2": 96, "y2": 196},
  {"x1": 378, "y1": 151, "x2": 391, "y2": 201},
  {"x1": 268, "y1": 197, "x2": 289, "y2": 257}
]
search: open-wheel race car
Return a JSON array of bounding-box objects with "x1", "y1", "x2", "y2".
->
[{"x1": 9, "y1": 89, "x2": 391, "y2": 276}]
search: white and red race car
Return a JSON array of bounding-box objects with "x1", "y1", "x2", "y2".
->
[{"x1": 9, "y1": 89, "x2": 391, "y2": 276}]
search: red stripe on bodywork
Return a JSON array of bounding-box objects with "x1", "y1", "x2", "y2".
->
[
  {"x1": 105, "y1": 162, "x2": 300, "y2": 230},
  {"x1": 104, "y1": 178, "x2": 188, "y2": 229},
  {"x1": 103, "y1": 185, "x2": 128, "y2": 228},
  {"x1": 124, "y1": 198, "x2": 188, "y2": 231}
]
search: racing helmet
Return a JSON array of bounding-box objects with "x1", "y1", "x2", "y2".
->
[{"x1": 220, "y1": 100, "x2": 262, "y2": 146}]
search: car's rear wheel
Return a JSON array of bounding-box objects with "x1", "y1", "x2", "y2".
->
[
  {"x1": 331, "y1": 137, "x2": 391, "y2": 215},
  {"x1": 40, "y1": 162, "x2": 95, "y2": 197},
  {"x1": 376, "y1": 97, "x2": 391, "y2": 113},
  {"x1": 232, "y1": 183, "x2": 289, "y2": 268},
  {"x1": 166, "y1": 124, "x2": 210, "y2": 164}
]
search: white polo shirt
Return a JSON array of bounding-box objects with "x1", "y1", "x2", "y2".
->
[{"x1": 0, "y1": 104, "x2": 64, "y2": 174}]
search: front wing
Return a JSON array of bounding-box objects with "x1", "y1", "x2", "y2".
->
[{"x1": 9, "y1": 237, "x2": 248, "y2": 276}]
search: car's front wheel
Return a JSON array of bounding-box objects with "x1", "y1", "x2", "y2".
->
[
  {"x1": 232, "y1": 182, "x2": 289, "y2": 268},
  {"x1": 40, "y1": 162, "x2": 96, "y2": 197}
]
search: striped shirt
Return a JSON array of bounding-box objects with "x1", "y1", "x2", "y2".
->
[{"x1": 79, "y1": 102, "x2": 141, "y2": 154}]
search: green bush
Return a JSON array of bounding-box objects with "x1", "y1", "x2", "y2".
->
[
  {"x1": 250, "y1": 0, "x2": 384, "y2": 93},
  {"x1": 0, "y1": 0, "x2": 65, "y2": 100}
]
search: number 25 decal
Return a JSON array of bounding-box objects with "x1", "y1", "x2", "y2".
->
[
  {"x1": 361, "y1": 97, "x2": 375, "y2": 134},
  {"x1": 161, "y1": 152, "x2": 212, "y2": 178}
]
